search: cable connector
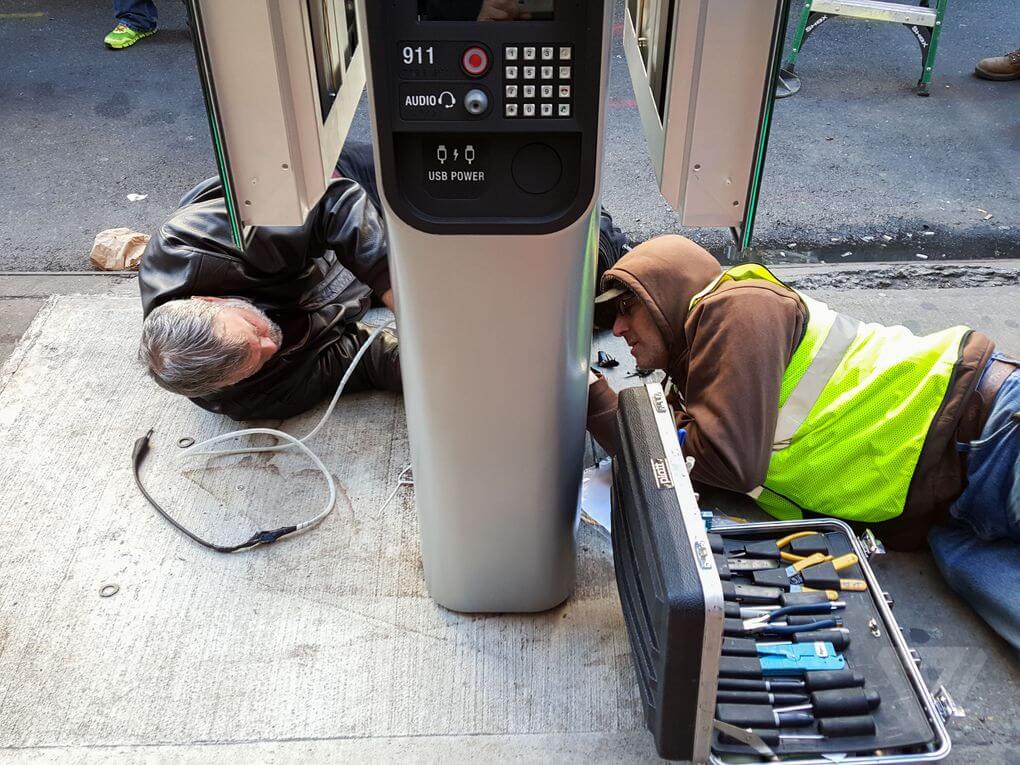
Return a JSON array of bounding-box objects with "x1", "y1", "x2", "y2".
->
[{"x1": 250, "y1": 526, "x2": 298, "y2": 546}]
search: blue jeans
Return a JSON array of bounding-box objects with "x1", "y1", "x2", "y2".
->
[
  {"x1": 115, "y1": 0, "x2": 157, "y2": 32},
  {"x1": 929, "y1": 354, "x2": 1020, "y2": 650}
]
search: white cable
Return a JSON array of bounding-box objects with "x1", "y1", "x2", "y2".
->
[{"x1": 177, "y1": 320, "x2": 396, "y2": 536}]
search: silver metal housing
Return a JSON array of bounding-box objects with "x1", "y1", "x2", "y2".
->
[
  {"x1": 357, "y1": 2, "x2": 614, "y2": 613},
  {"x1": 191, "y1": 0, "x2": 364, "y2": 229},
  {"x1": 624, "y1": 0, "x2": 784, "y2": 227}
]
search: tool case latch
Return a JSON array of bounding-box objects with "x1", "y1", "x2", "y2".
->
[
  {"x1": 858, "y1": 529, "x2": 886, "y2": 559},
  {"x1": 933, "y1": 685, "x2": 966, "y2": 722}
]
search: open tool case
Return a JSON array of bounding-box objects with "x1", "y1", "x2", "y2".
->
[{"x1": 610, "y1": 384, "x2": 957, "y2": 764}]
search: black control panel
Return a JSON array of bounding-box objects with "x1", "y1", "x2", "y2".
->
[{"x1": 362, "y1": 1, "x2": 606, "y2": 234}]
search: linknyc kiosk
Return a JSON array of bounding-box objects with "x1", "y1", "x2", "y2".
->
[{"x1": 185, "y1": 2, "x2": 957, "y2": 761}]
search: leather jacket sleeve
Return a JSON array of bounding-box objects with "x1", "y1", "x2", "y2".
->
[{"x1": 139, "y1": 175, "x2": 390, "y2": 316}]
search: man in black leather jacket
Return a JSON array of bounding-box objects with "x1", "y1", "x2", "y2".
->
[{"x1": 138, "y1": 142, "x2": 631, "y2": 422}]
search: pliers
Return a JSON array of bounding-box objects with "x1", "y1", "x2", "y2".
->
[
  {"x1": 741, "y1": 602, "x2": 846, "y2": 635},
  {"x1": 728, "y1": 531, "x2": 829, "y2": 562}
]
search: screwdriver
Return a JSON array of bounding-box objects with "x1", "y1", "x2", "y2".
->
[
  {"x1": 716, "y1": 690, "x2": 808, "y2": 706},
  {"x1": 719, "y1": 716, "x2": 878, "y2": 744},
  {"x1": 717, "y1": 688, "x2": 880, "y2": 728},
  {"x1": 718, "y1": 670, "x2": 866, "y2": 693}
]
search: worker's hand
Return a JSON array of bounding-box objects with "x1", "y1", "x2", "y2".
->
[
  {"x1": 381, "y1": 288, "x2": 396, "y2": 312},
  {"x1": 478, "y1": 0, "x2": 530, "y2": 21}
]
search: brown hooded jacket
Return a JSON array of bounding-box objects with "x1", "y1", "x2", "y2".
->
[{"x1": 586, "y1": 236, "x2": 995, "y2": 550}]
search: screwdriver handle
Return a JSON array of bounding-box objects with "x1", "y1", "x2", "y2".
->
[
  {"x1": 817, "y1": 715, "x2": 877, "y2": 737},
  {"x1": 811, "y1": 688, "x2": 881, "y2": 716},
  {"x1": 718, "y1": 678, "x2": 803, "y2": 692},
  {"x1": 715, "y1": 690, "x2": 808, "y2": 706},
  {"x1": 791, "y1": 629, "x2": 851, "y2": 650},
  {"x1": 803, "y1": 670, "x2": 865, "y2": 692},
  {"x1": 716, "y1": 704, "x2": 814, "y2": 729}
]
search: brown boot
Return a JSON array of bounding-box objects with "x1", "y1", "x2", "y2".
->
[{"x1": 975, "y1": 48, "x2": 1020, "y2": 80}]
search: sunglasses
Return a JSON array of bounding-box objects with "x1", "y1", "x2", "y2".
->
[{"x1": 617, "y1": 294, "x2": 638, "y2": 317}]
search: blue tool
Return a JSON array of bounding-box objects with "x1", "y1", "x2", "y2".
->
[
  {"x1": 759, "y1": 641, "x2": 845, "y2": 675},
  {"x1": 719, "y1": 645, "x2": 846, "y2": 678}
]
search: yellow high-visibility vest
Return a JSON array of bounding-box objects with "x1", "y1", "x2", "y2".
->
[{"x1": 688, "y1": 264, "x2": 970, "y2": 522}]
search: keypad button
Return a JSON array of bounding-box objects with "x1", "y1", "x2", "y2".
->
[
  {"x1": 523, "y1": 46, "x2": 536, "y2": 60},
  {"x1": 505, "y1": 66, "x2": 518, "y2": 79},
  {"x1": 506, "y1": 85, "x2": 518, "y2": 98},
  {"x1": 541, "y1": 85, "x2": 553, "y2": 98},
  {"x1": 523, "y1": 85, "x2": 536, "y2": 98},
  {"x1": 542, "y1": 46, "x2": 555, "y2": 60},
  {"x1": 523, "y1": 103, "x2": 536, "y2": 117},
  {"x1": 559, "y1": 65, "x2": 572, "y2": 80},
  {"x1": 559, "y1": 46, "x2": 572, "y2": 60},
  {"x1": 541, "y1": 103, "x2": 553, "y2": 117},
  {"x1": 505, "y1": 46, "x2": 519, "y2": 61},
  {"x1": 505, "y1": 103, "x2": 519, "y2": 117},
  {"x1": 558, "y1": 103, "x2": 571, "y2": 117},
  {"x1": 540, "y1": 66, "x2": 553, "y2": 80},
  {"x1": 558, "y1": 84, "x2": 571, "y2": 98},
  {"x1": 523, "y1": 66, "x2": 536, "y2": 79}
]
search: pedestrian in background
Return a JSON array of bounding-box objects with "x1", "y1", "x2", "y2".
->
[{"x1": 105, "y1": 1, "x2": 157, "y2": 49}]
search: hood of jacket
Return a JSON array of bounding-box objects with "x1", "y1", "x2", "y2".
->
[{"x1": 599, "y1": 235, "x2": 722, "y2": 382}]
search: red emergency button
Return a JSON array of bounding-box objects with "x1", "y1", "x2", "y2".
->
[{"x1": 462, "y1": 46, "x2": 490, "y2": 77}]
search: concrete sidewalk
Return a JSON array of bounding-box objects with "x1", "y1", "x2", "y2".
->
[{"x1": 0, "y1": 275, "x2": 1018, "y2": 764}]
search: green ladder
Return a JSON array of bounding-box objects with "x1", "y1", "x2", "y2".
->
[{"x1": 779, "y1": 0, "x2": 949, "y2": 96}]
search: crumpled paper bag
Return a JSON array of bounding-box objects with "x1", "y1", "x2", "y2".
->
[{"x1": 90, "y1": 227, "x2": 150, "y2": 271}]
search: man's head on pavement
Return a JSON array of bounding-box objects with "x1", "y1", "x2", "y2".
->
[
  {"x1": 594, "y1": 235, "x2": 722, "y2": 374},
  {"x1": 139, "y1": 297, "x2": 283, "y2": 397}
]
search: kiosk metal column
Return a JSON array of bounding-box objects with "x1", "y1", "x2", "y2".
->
[{"x1": 356, "y1": 0, "x2": 613, "y2": 612}]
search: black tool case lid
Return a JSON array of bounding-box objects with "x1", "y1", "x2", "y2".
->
[
  {"x1": 610, "y1": 385, "x2": 954, "y2": 764},
  {"x1": 611, "y1": 384, "x2": 726, "y2": 762}
]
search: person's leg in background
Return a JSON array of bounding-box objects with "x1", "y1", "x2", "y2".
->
[
  {"x1": 928, "y1": 359, "x2": 1020, "y2": 650},
  {"x1": 105, "y1": 0, "x2": 158, "y2": 49}
]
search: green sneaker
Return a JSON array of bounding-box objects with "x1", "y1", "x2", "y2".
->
[{"x1": 104, "y1": 23, "x2": 156, "y2": 49}]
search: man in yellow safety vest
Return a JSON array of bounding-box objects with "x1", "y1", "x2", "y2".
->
[{"x1": 586, "y1": 235, "x2": 1020, "y2": 650}]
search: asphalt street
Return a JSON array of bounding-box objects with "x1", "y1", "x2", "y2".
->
[{"x1": 0, "y1": 0, "x2": 1017, "y2": 270}]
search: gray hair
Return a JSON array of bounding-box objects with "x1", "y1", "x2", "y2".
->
[{"x1": 138, "y1": 299, "x2": 250, "y2": 398}]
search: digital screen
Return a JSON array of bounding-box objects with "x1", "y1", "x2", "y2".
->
[{"x1": 418, "y1": 1, "x2": 554, "y2": 21}]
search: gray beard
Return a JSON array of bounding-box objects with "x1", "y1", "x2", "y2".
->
[{"x1": 221, "y1": 298, "x2": 284, "y2": 347}]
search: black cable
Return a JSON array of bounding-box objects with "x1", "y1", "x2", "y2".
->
[{"x1": 132, "y1": 429, "x2": 297, "y2": 553}]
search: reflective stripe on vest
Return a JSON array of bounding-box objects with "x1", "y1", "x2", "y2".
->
[
  {"x1": 772, "y1": 306, "x2": 862, "y2": 449},
  {"x1": 688, "y1": 264, "x2": 968, "y2": 524}
]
